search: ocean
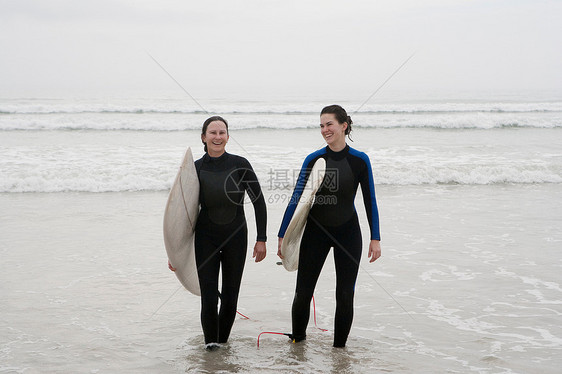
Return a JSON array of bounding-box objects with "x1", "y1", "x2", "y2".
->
[{"x1": 1, "y1": 95, "x2": 561, "y2": 373}]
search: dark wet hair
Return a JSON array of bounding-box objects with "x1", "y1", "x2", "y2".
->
[
  {"x1": 201, "y1": 116, "x2": 229, "y2": 153},
  {"x1": 321, "y1": 104, "x2": 353, "y2": 140}
]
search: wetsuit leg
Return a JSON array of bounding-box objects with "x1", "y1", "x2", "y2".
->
[
  {"x1": 291, "y1": 219, "x2": 331, "y2": 341},
  {"x1": 194, "y1": 231, "x2": 221, "y2": 344},
  {"x1": 332, "y1": 216, "x2": 362, "y2": 347},
  {"x1": 218, "y1": 225, "x2": 248, "y2": 343}
]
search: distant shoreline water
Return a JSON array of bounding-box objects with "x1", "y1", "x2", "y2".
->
[
  {"x1": 1, "y1": 97, "x2": 561, "y2": 192},
  {"x1": 1, "y1": 98, "x2": 561, "y2": 128}
]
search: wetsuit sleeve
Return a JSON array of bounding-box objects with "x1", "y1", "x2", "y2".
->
[
  {"x1": 238, "y1": 158, "x2": 267, "y2": 242},
  {"x1": 278, "y1": 154, "x2": 317, "y2": 238},
  {"x1": 358, "y1": 153, "x2": 381, "y2": 241}
]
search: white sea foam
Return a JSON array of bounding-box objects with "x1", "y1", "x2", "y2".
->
[
  {"x1": 3, "y1": 115, "x2": 561, "y2": 131},
  {"x1": 1, "y1": 97, "x2": 561, "y2": 114},
  {"x1": 0, "y1": 98, "x2": 561, "y2": 131},
  {"x1": 1, "y1": 97, "x2": 561, "y2": 192},
  {"x1": 1, "y1": 147, "x2": 560, "y2": 192},
  {"x1": 1, "y1": 112, "x2": 560, "y2": 131}
]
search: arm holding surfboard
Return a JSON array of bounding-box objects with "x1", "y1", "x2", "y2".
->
[
  {"x1": 277, "y1": 153, "x2": 326, "y2": 271},
  {"x1": 277, "y1": 151, "x2": 324, "y2": 260}
]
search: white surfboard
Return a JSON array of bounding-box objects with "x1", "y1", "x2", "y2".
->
[
  {"x1": 163, "y1": 147, "x2": 201, "y2": 295},
  {"x1": 281, "y1": 158, "x2": 326, "y2": 271}
]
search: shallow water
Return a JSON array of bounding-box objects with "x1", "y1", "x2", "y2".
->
[{"x1": 1, "y1": 184, "x2": 561, "y2": 373}]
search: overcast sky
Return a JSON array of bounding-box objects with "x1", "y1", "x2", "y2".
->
[{"x1": 1, "y1": 0, "x2": 561, "y2": 99}]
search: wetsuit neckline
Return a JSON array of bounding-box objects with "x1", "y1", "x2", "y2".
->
[
  {"x1": 203, "y1": 151, "x2": 229, "y2": 163},
  {"x1": 325, "y1": 144, "x2": 350, "y2": 160}
]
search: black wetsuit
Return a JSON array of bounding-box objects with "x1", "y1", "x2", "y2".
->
[
  {"x1": 194, "y1": 152, "x2": 267, "y2": 345},
  {"x1": 278, "y1": 145, "x2": 380, "y2": 347}
]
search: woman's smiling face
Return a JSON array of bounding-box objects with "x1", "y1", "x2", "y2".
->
[
  {"x1": 202, "y1": 120, "x2": 229, "y2": 155},
  {"x1": 320, "y1": 113, "x2": 347, "y2": 147}
]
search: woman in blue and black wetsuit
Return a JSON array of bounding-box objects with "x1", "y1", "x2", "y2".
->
[
  {"x1": 277, "y1": 104, "x2": 381, "y2": 348},
  {"x1": 170, "y1": 116, "x2": 267, "y2": 350}
]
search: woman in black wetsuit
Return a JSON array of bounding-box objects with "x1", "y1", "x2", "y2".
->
[
  {"x1": 169, "y1": 116, "x2": 267, "y2": 350},
  {"x1": 277, "y1": 105, "x2": 381, "y2": 348}
]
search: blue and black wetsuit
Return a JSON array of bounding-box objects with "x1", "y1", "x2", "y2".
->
[
  {"x1": 278, "y1": 144, "x2": 380, "y2": 347},
  {"x1": 194, "y1": 152, "x2": 267, "y2": 345}
]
